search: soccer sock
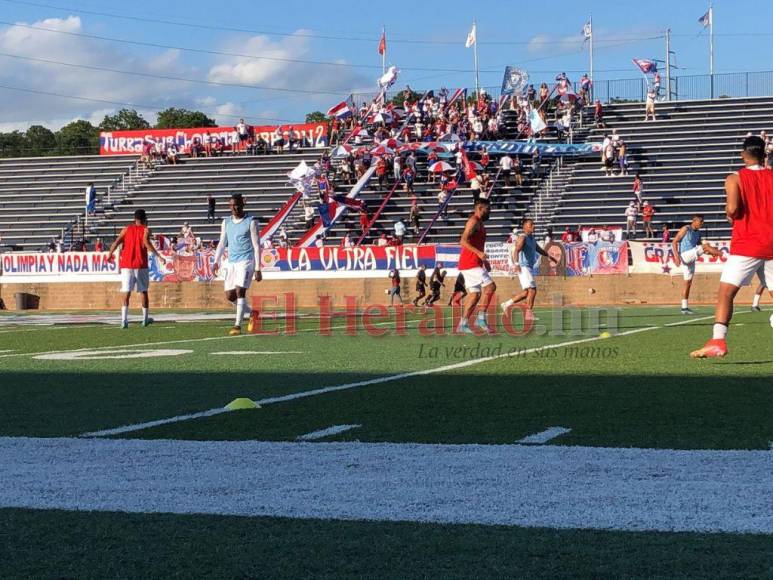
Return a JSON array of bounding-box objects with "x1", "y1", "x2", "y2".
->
[
  {"x1": 681, "y1": 299, "x2": 689, "y2": 309},
  {"x1": 712, "y1": 323, "x2": 728, "y2": 340},
  {"x1": 142, "y1": 307, "x2": 149, "y2": 323},
  {"x1": 235, "y1": 298, "x2": 245, "y2": 326},
  {"x1": 502, "y1": 298, "x2": 514, "y2": 309},
  {"x1": 752, "y1": 294, "x2": 761, "y2": 308},
  {"x1": 121, "y1": 305, "x2": 129, "y2": 324}
]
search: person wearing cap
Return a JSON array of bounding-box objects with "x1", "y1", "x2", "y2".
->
[
  {"x1": 642, "y1": 201, "x2": 656, "y2": 238},
  {"x1": 624, "y1": 201, "x2": 638, "y2": 239}
]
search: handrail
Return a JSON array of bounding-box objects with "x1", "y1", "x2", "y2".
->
[{"x1": 355, "y1": 176, "x2": 403, "y2": 245}]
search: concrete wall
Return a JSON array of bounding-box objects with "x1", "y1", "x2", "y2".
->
[{"x1": 0, "y1": 274, "x2": 760, "y2": 311}]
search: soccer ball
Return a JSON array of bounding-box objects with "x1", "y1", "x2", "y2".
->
[{"x1": 769, "y1": 313, "x2": 773, "y2": 328}]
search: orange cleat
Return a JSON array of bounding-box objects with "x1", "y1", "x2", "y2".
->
[{"x1": 690, "y1": 339, "x2": 728, "y2": 358}]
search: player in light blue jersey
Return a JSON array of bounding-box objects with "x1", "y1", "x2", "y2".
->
[
  {"x1": 501, "y1": 218, "x2": 558, "y2": 319},
  {"x1": 671, "y1": 215, "x2": 722, "y2": 315},
  {"x1": 213, "y1": 193, "x2": 262, "y2": 335}
]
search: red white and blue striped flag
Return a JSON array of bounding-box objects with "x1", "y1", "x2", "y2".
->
[
  {"x1": 632, "y1": 58, "x2": 658, "y2": 75},
  {"x1": 327, "y1": 101, "x2": 352, "y2": 119}
]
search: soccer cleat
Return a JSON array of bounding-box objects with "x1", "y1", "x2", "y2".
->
[
  {"x1": 751, "y1": 306, "x2": 762, "y2": 312},
  {"x1": 690, "y1": 339, "x2": 728, "y2": 359},
  {"x1": 120, "y1": 320, "x2": 128, "y2": 329},
  {"x1": 455, "y1": 321, "x2": 474, "y2": 335},
  {"x1": 247, "y1": 312, "x2": 259, "y2": 333},
  {"x1": 228, "y1": 325, "x2": 242, "y2": 336},
  {"x1": 680, "y1": 308, "x2": 695, "y2": 315},
  {"x1": 500, "y1": 301, "x2": 511, "y2": 313},
  {"x1": 142, "y1": 317, "x2": 154, "y2": 327},
  {"x1": 476, "y1": 314, "x2": 494, "y2": 335}
]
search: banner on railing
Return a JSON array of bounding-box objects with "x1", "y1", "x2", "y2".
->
[
  {"x1": 0, "y1": 252, "x2": 119, "y2": 279},
  {"x1": 99, "y1": 122, "x2": 329, "y2": 155},
  {"x1": 463, "y1": 141, "x2": 602, "y2": 157},
  {"x1": 629, "y1": 241, "x2": 731, "y2": 275},
  {"x1": 564, "y1": 241, "x2": 629, "y2": 276},
  {"x1": 260, "y1": 245, "x2": 436, "y2": 273},
  {"x1": 579, "y1": 226, "x2": 624, "y2": 243}
]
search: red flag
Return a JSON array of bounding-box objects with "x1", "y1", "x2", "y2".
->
[
  {"x1": 460, "y1": 149, "x2": 477, "y2": 181},
  {"x1": 378, "y1": 32, "x2": 386, "y2": 55}
]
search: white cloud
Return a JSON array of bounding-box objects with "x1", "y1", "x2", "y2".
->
[{"x1": 207, "y1": 30, "x2": 368, "y2": 95}]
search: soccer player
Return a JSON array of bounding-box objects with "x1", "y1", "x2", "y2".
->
[
  {"x1": 213, "y1": 194, "x2": 262, "y2": 335},
  {"x1": 107, "y1": 209, "x2": 167, "y2": 329},
  {"x1": 500, "y1": 218, "x2": 558, "y2": 318},
  {"x1": 413, "y1": 265, "x2": 427, "y2": 307},
  {"x1": 671, "y1": 215, "x2": 723, "y2": 314},
  {"x1": 692, "y1": 136, "x2": 773, "y2": 357},
  {"x1": 751, "y1": 281, "x2": 770, "y2": 312},
  {"x1": 456, "y1": 199, "x2": 496, "y2": 334},
  {"x1": 448, "y1": 273, "x2": 467, "y2": 306}
]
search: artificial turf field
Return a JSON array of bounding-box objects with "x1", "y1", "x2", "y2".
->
[{"x1": 1, "y1": 305, "x2": 772, "y2": 578}]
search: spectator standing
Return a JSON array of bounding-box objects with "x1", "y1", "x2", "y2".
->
[
  {"x1": 394, "y1": 219, "x2": 406, "y2": 243},
  {"x1": 594, "y1": 100, "x2": 604, "y2": 128},
  {"x1": 644, "y1": 87, "x2": 657, "y2": 121},
  {"x1": 625, "y1": 201, "x2": 638, "y2": 239},
  {"x1": 632, "y1": 173, "x2": 643, "y2": 204},
  {"x1": 278, "y1": 226, "x2": 289, "y2": 248},
  {"x1": 409, "y1": 201, "x2": 420, "y2": 236},
  {"x1": 499, "y1": 154, "x2": 513, "y2": 187},
  {"x1": 603, "y1": 141, "x2": 616, "y2": 176},
  {"x1": 377, "y1": 233, "x2": 388, "y2": 247},
  {"x1": 207, "y1": 194, "x2": 216, "y2": 223},
  {"x1": 561, "y1": 227, "x2": 572, "y2": 243},
  {"x1": 94, "y1": 238, "x2": 104, "y2": 252},
  {"x1": 661, "y1": 223, "x2": 671, "y2": 243},
  {"x1": 618, "y1": 141, "x2": 628, "y2": 176},
  {"x1": 437, "y1": 188, "x2": 449, "y2": 222},
  {"x1": 642, "y1": 201, "x2": 656, "y2": 238}
]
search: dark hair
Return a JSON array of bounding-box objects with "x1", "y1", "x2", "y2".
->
[
  {"x1": 475, "y1": 198, "x2": 490, "y2": 207},
  {"x1": 230, "y1": 193, "x2": 244, "y2": 203},
  {"x1": 742, "y1": 135, "x2": 766, "y2": 162},
  {"x1": 133, "y1": 209, "x2": 147, "y2": 222},
  {"x1": 692, "y1": 214, "x2": 705, "y2": 221},
  {"x1": 522, "y1": 218, "x2": 534, "y2": 226}
]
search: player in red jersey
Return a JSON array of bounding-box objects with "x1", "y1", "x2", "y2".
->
[
  {"x1": 691, "y1": 136, "x2": 773, "y2": 357},
  {"x1": 456, "y1": 198, "x2": 496, "y2": 334},
  {"x1": 107, "y1": 209, "x2": 166, "y2": 329}
]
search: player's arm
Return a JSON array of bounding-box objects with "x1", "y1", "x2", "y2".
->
[
  {"x1": 143, "y1": 228, "x2": 165, "y2": 261},
  {"x1": 701, "y1": 241, "x2": 723, "y2": 258},
  {"x1": 672, "y1": 226, "x2": 687, "y2": 266},
  {"x1": 512, "y1": 235, "x2": 526, "y2": 272},
  {"x1": 212, "y1": 219, "x2": 228, "y2": 273},
  {"x1": 107, "y1": 227, "x2": 127, "y2": 262},
  {"x1": 724, "y1": 173, "x2": 742, "y2": 220},
  {"x1": 250, "y1": 218, "x2": 262, "y2": 282},
  {"x1": 536, "y1": 244, "x2": 558, "y2": 263},
  {"x1": 459, "y1": 217, "x2": 487, "y2": 261}
]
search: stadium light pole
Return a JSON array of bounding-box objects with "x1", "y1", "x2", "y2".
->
[{"x1": 665, "y1": 28, "x2": 671, "y2": 101}]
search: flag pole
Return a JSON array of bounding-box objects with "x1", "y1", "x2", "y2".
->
[
  {"x1": 588, "y1": 15, "x2": 594, "y2": 100},
  {"x1": 708, "y1": 1, "x2": 714, "y2": 97},
  {"x1": 381, "y1": 25, "x2": 386, "y2": 75},
  {"x1": 473, "y1": 20, "x2": 480, "y2": 96}
]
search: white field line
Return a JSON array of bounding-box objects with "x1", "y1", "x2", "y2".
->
[
  {"x1": 79, "y1": 324, "x2": 664, "y2": 438},
  {"x1": 0, "y1": 349, "x2": 15, "y2": 353},
  {"x1": 0, "y1": 315, "x2": 451, "y2": 360},
  {"x1": 3, "y1": 437, "x2": 772, "y2": 534},
  {"x1": 517, "y1": 427, "x2": 572, "y2": 445},
  {"x1": 210, "y1": 351, "x2": 305, "y2": 355},
  {"x1": 296, "y1": 424, "x2": 361, "y2": 441}
]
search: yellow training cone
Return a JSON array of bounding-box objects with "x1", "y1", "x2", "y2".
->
[{"x1": 225, "y1": 398, "x2": 260, "y2": 411}]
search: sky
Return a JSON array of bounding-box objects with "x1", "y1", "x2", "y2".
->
[{"x1": 0, "y1": 0, "x2": 770, "y2": 131}]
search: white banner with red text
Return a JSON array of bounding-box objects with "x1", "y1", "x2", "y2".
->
[{"x1": 629, "y1": 241, "x2": 732, "y2": 275}]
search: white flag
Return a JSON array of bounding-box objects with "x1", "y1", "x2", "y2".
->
[
  {"x1": 698, "y1": 8, "x2": 712, "y2": 27},
  {"x1": 582, "y1": 21, "x2": 592, "y2": 39},
  {"x1": 465, "y1": 23, "x2": 476, "y2": 48}
]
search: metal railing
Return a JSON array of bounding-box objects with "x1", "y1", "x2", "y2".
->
[{"x1": 351, "y1": 70, "x2": 773, "y2": 107}]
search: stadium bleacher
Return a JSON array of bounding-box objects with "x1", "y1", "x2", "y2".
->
[
  {"x1": 545, "y1": 95, "x2": 773, "y2": 239},
  {"x1": 0, "y1": 155, "x2": 139, "y2": 250},
  {"x1": 0, "y1": 95, "x2": 770, "y2": 251}
]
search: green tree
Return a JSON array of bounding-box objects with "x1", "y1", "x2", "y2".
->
[
  {"x1": 0, "y1": 131, "x2": 29, "y2": 158},
  {"x1": 155, "y1": 108, "x2": 217, "y2": 129},
  {"x1": 100, "y1": 109, "x2": 151, "y2": 131},
  {"x1": 25, "y1": 125, "x2": 56, "y2": 156},
  {"x1": 391, "y1": 89, "x2": 420, "y2": 108},
  {"x1": 305, "y1": 111, "x2": 327, "y2": 123},
  {"x1": 56, "y1": 120, "x2": 100, "y2": 155}
]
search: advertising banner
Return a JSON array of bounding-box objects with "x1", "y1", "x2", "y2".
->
[
  {"x1": 99, "y1": 122, "x2": 329, "y2": 155},
  {"x1": 629, "y1": 241, "x2": 731, "y2": 275},
  {"x1": 564, "y1": 241, "x2": 629, "y2": 276}
]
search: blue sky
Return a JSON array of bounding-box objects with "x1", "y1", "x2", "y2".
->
[{"x1": 0, "y1": 0, "x2": 769, "y2": 130}]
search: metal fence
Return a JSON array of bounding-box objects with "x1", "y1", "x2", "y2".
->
[{"x1": 350, "y1": 71, "x2": 773, "y2": 106}]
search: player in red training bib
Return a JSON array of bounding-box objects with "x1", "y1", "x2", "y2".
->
[
  {"x1": 457, "y1": 198, "x2": 496, "y2": 334},
  {"x1": 691, "y1": 136, "x2": 773, "y2": 357},
  {"x1": 107, "y1": 209, "x2": 167, "y2": 329}
]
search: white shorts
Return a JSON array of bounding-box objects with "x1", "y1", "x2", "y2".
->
[
  {"x1": 720, "y1": 255, "x2": 773, "y2": 288},
  {"x1": 680, "y1": 246, "x2": 704, "y2": 281},
  {"x1": 224, "y1": 260, "x2": 255, "y2": 292},
  {"x1": 517, "y1": 267, "x2": 537, "y2": 290},
  {"x1": 461, "y1": 266, "x2": 493, "y2": 293},
  {"x1": 120, "y1": 268, "x2": 149, "y2": 293}
]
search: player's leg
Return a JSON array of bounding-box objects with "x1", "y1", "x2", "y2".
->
[
  {"x1": 458, "y1": 291, "x2": 480, "y2": 333},
  {"x1": 119, "y1": 268, "x2": 135, "y2": 328},
  {"x1": 475, "y1": 279, "x2": 496, "y2": 333},
  {"x1": 751, "y1": 266, "x2": 769, "y2": 311},
  {"x1": 692, "y1": 256, "x2": 761, "y2": 358},
  {"x1": 121, "y1": 292, "x2": 131, "y2": 328},
  {"x1": 526, "y1": 287, "x2": 537, "y2": 312},
  {"x1": 136, "y1": 269, "x2": 152, "y2": 326}
]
